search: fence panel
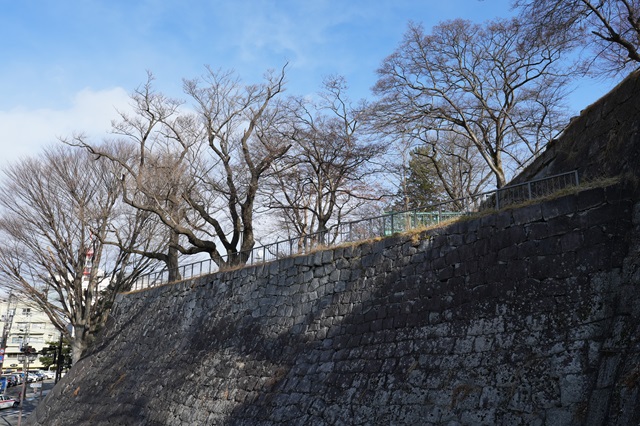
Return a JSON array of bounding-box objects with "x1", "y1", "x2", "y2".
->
[{"x1": 133, "y1": 170, "x2": 579, "y2": 289}]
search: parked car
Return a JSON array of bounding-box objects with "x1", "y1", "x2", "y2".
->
[
  {"x1": 32, "y1": 370, "x2": 47, "y2": 381},
  {"x1": 1, "y1": 374, "x2": 17, "y2": 387},
  {"x1": 42, "y1": 370, "x2": 55, "y2": 379},
  {"x1": 0, "y1": 376, "x2": 11, "y2": 388},
  {"x1": 0, "y1": 395, "x2": 18, "y2": 409}
]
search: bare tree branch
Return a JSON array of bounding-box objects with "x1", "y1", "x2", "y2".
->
[{"x1": 373, "y1": 18, "x2": 571, "y2": 188}]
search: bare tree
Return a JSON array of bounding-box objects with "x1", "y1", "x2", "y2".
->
[
  {"x1": 379, "y1": 120, "x2": 491, "y2": 212},
  {"x1": 405, "y1": 131, "x2": 492, "y2": 210},
  {"x1": 0, "y1": 146, "x2": 154, "y2": 363},
  {"x1": 107, "y1": 140, "x2": 189, "y2": 283},
  {"x1": 265, "y1": 76, "x2": 386, "y2": 245},
  {"x1": 373, "y1": 18, "x2": 571, "y2": 188},
  {"x1": 514, "y1": 0, "x2": 640, "y2": 75},
  {"x1": 70, "y1": 75, "x2": 194, "y2": 282},
  {"x1": 180, "y1": 66, "x2": 292, "y2": 265},
  {"x1": 74, "y1": 66, "x2": 291, "y2": 270}
]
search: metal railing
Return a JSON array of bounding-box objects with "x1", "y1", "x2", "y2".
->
[{"x1": 131, "y1": 170, "x2": 579, "y2": 290}]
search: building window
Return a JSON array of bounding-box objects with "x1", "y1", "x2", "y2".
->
[{"x1": 21, "y1": 308, "x2": 30, "y2": 315}]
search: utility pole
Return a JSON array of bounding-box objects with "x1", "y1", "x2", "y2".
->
[
  {"x1": 16, "y1": 311, "x2": 33, "y2": 426},
  {"x1": 0, "y1": 293, "x2": 15, "y2": 373},
  {"x1": 54, "y1": 332, "x2": 63, "y2": 384}
]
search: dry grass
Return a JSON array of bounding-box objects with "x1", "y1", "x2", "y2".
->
[
  {"x1": 121, "y1": 175, "x2": 621, "y2": 294},
  {"x1": 395, "y1": 175, "x2": 621, "y2": 240}
]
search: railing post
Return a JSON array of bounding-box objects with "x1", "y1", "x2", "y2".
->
[{"x1": 130, "y1": 170, "x2": 581, "y2": 289}]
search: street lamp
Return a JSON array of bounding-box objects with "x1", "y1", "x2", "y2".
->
[{"x1": 16, "y1": 346, "x2": 37, "y2": 426}]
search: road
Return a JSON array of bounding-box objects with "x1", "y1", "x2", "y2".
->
[{"x1": 0, "y1": 379, "x2": 54, "y2": 426}]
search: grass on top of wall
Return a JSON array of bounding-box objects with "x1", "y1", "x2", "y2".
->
[{"x1": 122, "y1": 175, "x2": 622, "y2": 294}]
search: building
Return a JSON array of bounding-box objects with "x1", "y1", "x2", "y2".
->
[{"x1": 0, "y1": 295, "x2": 60, "y2": 372}]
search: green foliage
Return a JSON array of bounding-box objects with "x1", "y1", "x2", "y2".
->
[
  {"x1": 39, "y1": 338, "x2": 72, "y2": 370},
  {"x1": 392, "y1": 147, "x2": 444, "y2": 210}
]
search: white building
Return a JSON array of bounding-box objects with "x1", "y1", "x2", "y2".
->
[{"x1": 0, "y1": 296, "x2": 60, "y2": 372}]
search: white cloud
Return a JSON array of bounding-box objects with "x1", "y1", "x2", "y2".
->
[{"x1": 0, "y1": 87, "x2": 131, "y2": 167}]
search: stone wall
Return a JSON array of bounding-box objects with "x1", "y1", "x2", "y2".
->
[
  {"x1": 512, "y1": 69, "x2": 640, "y2": 184},
  {"x1": 28, "y1": 182, "x2": 640, "y2": 425}
]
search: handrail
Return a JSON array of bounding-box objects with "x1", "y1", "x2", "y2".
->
[{"x1": 131, "y1": 170, "x2": 579, "y2": 290}]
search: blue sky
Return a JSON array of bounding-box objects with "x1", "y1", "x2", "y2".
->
[{"x1": 0, "y1": 0, "x2": 617, "y2": 166}]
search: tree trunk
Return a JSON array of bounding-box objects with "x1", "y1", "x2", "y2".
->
[
  {"x1": 70, "y1": 325, "x2": 88, "y2": 364},
  {"x1": 167, "y1": 230, "x2": 181, "y2": 282}
]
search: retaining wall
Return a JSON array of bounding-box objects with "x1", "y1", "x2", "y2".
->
[
  {"x1": 27, "y1": 182, "x2": 640, "y2": 425},
  {"x1": 512, "y1": 69, "x2": 640, "y2": 184}
]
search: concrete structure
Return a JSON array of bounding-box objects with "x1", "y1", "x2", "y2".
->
[{"x1": 0, "y1": 296, "x2": 60, "y2": 371}]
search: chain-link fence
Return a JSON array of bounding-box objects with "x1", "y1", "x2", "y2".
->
[{"x1": 131, "y1": 170, "x2": 579, "y2": 290}]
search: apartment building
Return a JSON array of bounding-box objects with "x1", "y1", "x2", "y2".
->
[{"x1": 0, "y1": 296, "x2": 60, "y2": 371}]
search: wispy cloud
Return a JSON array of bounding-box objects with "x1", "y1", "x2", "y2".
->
[
  {"x1": 0, "y1": 0, "x2": 615, "y2": 169},
  {"x1": 0, "y1": 88, "x2": 131, "y2": 165}
]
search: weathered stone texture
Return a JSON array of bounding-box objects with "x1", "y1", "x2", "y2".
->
[
  {"x1": 512, "y1": 69, "x2": 640, "y2": 184},
  {"x1": 26, "y1": 182, "x2": 640, "y2": 425}
]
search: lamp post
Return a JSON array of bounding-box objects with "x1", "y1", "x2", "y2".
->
[
  {"x1": 55, "y1": 332, "x2": 63, "y2": 384},
  {"x1": 16, "y1": 307, "x2": 36, "y2": 426},
  {"x1": 16, "y1": 347, "x2": 37, "y2": 426}
]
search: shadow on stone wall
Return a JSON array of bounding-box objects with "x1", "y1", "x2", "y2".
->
[
  {"x1": 512, "y1": 69, "x2": 640, "y2": 185},
  {"x1": 26, "y1": 71, "x2": 640, "y2": 426},
  {"x1": 28, "y1": 183, "x2": 640, "y2": 425}
]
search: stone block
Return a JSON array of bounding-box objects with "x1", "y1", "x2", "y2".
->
[
  {"x1": 480, "y1": 214, "x2": 497, "y2": 228},
  {"x1": 576, "y1": 243, "x2": 613, "y2": 273},
  {"x1": 582, "y1": 202, "x2": 625, "y2": 228},
  {"x1": 542, "y1": 194, "x2": 577, "y2": 221},
  {"x1": 544, "y1": 407, "x2": 574, "y2": 426},
  {"x1": 313, "y1": 250, "x2": 324, "y2": 266},
  {"x1": 576, "y1": 186, "x2": 605, "y2": 211},
  {"x1": 559, "y1": 231, "x2": 583, "y2": 252},
  {"x1": 559, "y1": 374, "x2": 589, "y2": 405},
  {"x1": 496, "y1": 210, "x2": 513, "y2": 228},
  {"x1": 513, "y1": 203, "x2": 544, "y2": 225},
  {"x1": 473, "y1": 336, "x2": 494, "y2": 352},
  {"x1": 454, "y1": 337, "x2": 474, "y2": 354}
]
